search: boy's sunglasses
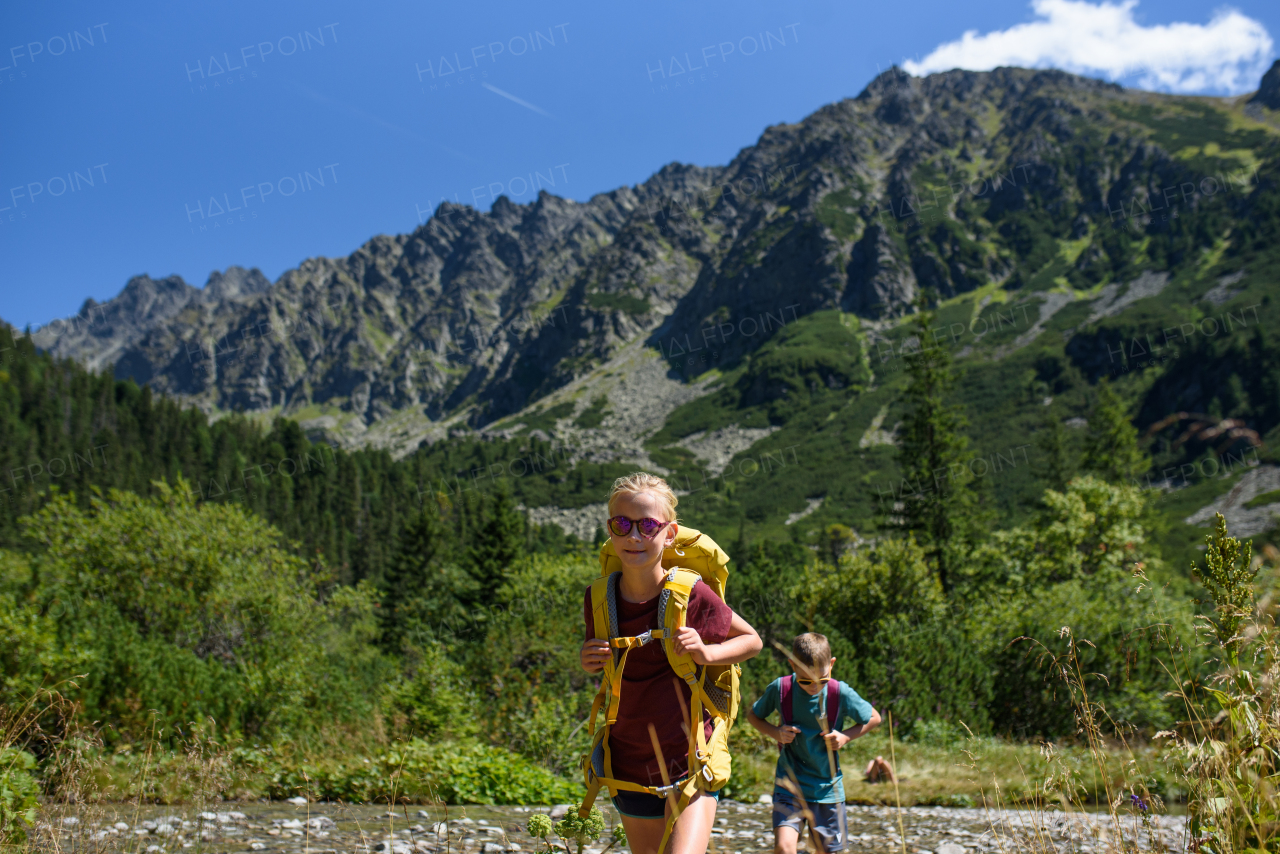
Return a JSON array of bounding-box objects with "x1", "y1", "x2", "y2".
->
[
  {"x1": 607, "y1": 515, "x2": 672, "y2": 539},
  {"x1": 796, "y1": 675, "x2": 831, "y2": 687}
]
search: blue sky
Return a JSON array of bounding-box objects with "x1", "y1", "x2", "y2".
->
[{"x1": 2, "y1": 0, "x2": 1276, "y2": 329}]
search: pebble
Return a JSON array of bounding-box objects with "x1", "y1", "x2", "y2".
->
[{"x1": 23, "y1": 800, "x2": 1192, "y2": 854}]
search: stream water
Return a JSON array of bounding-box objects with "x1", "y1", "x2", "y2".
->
[{"x1": 30, "y1": 801, "x2": 1189, "y2": 854}]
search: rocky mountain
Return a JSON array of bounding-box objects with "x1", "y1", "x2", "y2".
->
[
  {"x1": 31, "y1": 266, "x2": 272, "y2": 373},
  {"x1": 29, "y1": 65, "x2": 1280, "y2": 465}
]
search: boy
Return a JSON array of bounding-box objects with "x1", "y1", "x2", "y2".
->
[{"x1": 746, "y1": 633, "x2": 881, "y2": 854}]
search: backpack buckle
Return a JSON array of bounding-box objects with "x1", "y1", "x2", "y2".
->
[{"x1": 635, "y1": 629, "x2": 656, "y2": 646}]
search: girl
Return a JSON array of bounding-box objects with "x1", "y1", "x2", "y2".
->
[{"x1": 580, "y1": 473, "x2": 762, "y2": 854}]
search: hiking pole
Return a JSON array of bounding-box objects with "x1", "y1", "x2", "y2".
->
[
  {"x1": 647, "y1": 724, "x2": 680, "y2": 816},
  {"x1": 770, "y1": 641, "x2": 838, "y2": 779},
  {"x1": 887, "y1": 712, "x2": 905, "y2": 854}
]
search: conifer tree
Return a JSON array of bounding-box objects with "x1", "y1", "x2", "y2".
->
[
  {"x1": 1035, "y1": 407, "x2": 1079, "y2": 491},
  {"x1": 895, "y1": 301, "x2": 972, "y2": 592},
  {"x1": 378, "y1": 495, "x2": 450, "y2": 651},
  {"x1": 1082, "y1": 380, "x2": 1149, "y2": 483},
  {"x1": 466, "y1": 485, "x2": 525, "y2": 604}
]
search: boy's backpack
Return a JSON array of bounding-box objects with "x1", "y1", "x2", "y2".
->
[
  {"x1": 779, "y1": 675, "x2": 841, "y2": 729},
  {"x1": 579, "y1": 527, "x2": 740, "y2": 852}
]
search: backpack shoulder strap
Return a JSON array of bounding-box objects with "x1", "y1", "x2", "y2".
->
[
  {"x1": 825, "y1": 679, "x2": 840, "y2": 729},
  {"x1": 587, "y1": 573, "x2": 626, "y2": 734},
  {"x1": 779, "y1": 675, "x2": 794, "y2": 726},
  {"x1": 659, "y1": 568, "x2": 701, "y2": 685},
  {"x1": 588, "y1": 575, "x2": 613, "y2": 641}
]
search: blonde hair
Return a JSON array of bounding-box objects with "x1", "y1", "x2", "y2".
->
[{"x1": 607, "y1": 472, "x2": 679, "y2": 521}]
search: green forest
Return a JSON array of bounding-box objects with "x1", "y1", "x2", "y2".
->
[{"x1": 2, "y1": 300, "x2": 1275, "y2": 816}]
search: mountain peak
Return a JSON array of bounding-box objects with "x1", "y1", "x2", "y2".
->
[
  {"x1": 1250, "y1": 58, "x2": 1280, "y2": 110},
  {"x1": 202, "y1": 266, "x2": 272, "y2": 302}
]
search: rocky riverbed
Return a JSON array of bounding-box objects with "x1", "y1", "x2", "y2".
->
[{"x1": 28, "y1": 801, "x2": 1188, "y2": 854}]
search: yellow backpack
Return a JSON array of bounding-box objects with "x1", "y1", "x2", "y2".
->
[{"x1": 579, "y1": 527, "x2": 741, "y2": 850}]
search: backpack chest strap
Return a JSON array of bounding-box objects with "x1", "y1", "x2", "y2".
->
[{"x1": 610, "y1": 628, "x2": 667, "y2": 649}]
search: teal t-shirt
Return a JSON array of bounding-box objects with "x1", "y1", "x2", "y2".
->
[{"x1": 751, "y1": 676, "x2": 875, "y2": 803}]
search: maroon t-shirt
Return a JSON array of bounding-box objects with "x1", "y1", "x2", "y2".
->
[{"x1": 583, "y1": 578, "x2": 733, "y2": 787}]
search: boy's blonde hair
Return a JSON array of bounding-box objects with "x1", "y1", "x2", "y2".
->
[
  {"x1": 607, "y1": 472, "x2": 679, "y2": 521},
  {"x1": 793, "y1": 632, "x2": 832, "y2": 669}
]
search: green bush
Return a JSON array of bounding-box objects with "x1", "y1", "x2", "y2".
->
[
  {"x1": 257, "y1": 738, "x2": 582, "y2": 804},
  {"x1": 0, "y1": 481, "x2": 389, "y2": 742},
  {"x1": 0, "y1": 747, "x2": 39, "y2": 844},
  {"x1": 963, "y1": 477, "x2": 1199, "y2": 736},
  {"x1": 808, "y1": 536, "x2": 994, "y2": 732},
  {"x1": 384, "y1": 643, "x2": 478, "y2": 739}
]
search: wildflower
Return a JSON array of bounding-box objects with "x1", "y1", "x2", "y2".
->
[
  {"x1": 1130, "y1": 793, "x2": 1147, "y2": 812},
  {"x1": 527, "y1": 814, "x2": 554, "y2": 854}
]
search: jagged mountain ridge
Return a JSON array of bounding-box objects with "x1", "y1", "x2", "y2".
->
[{"x1": 29, "y1": 65, "x2": 1280, "y2": 455}]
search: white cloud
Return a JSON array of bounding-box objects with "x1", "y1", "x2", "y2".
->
[{"x1": 902, "y1": 0, "x2": 1274, "y2": 94}]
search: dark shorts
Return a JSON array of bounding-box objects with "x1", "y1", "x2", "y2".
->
[
  {"x1": 612, "y1": 785, "x2": 721, "y2": 819},
  {"x1": 772, "y1": 792, "x2": 847, "y2": 852}
]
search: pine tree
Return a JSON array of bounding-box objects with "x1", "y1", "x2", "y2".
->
[
  {"x1": 895, "y1": 302, "x2": 972, "y2": 592},
  {"x1": 1035, "y1": 407, "x2": 1079, "y2": 491},
  {"x1": 1082, "y1": 380, "x2": 1149, "y2": 483},
  {"x1": 466, "y1": 485, "x2": 525, "y2": 604},
  {"x1": 379, "y1": 496, "x2": 449, "y2": 651}
]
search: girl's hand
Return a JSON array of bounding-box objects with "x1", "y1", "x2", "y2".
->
[
  {"x1": 673, "y1": 626, "x2": 710, "y2": 664},
  {"x1": 776, "y1": 725, "x2": 801, "y2": 745},
  {"x1": 581, "y1": 639, "x2": 610, "y2": 673}
]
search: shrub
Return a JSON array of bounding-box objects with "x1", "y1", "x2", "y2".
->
[
  {"x1": 0, "y1": 747, "x2": 39, "y2": 844},
  {"x1": 1, "y1": 481, "x2": 387, "y2": 742},
  {"x1": 258, "y1": 738, "x2": 582, "y2": 804}
]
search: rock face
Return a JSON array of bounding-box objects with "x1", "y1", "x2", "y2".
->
[
  {"x1": 31, "y1": 65, "x2": 1263, "y2": 454},
  {"x1": 1249, "y1": 59, "x2": 1280, "y2": 110},
  {"x1": 31, "y1": 266, "x2": 270, "y2": 373}
]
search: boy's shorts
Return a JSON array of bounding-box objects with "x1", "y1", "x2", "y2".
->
[
  {"x1": 772, "y1": 791, "x2": 847, "y2": 852},
  {"x1": 612, "y1": 784, "x2": 720, "y2": 819}
]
